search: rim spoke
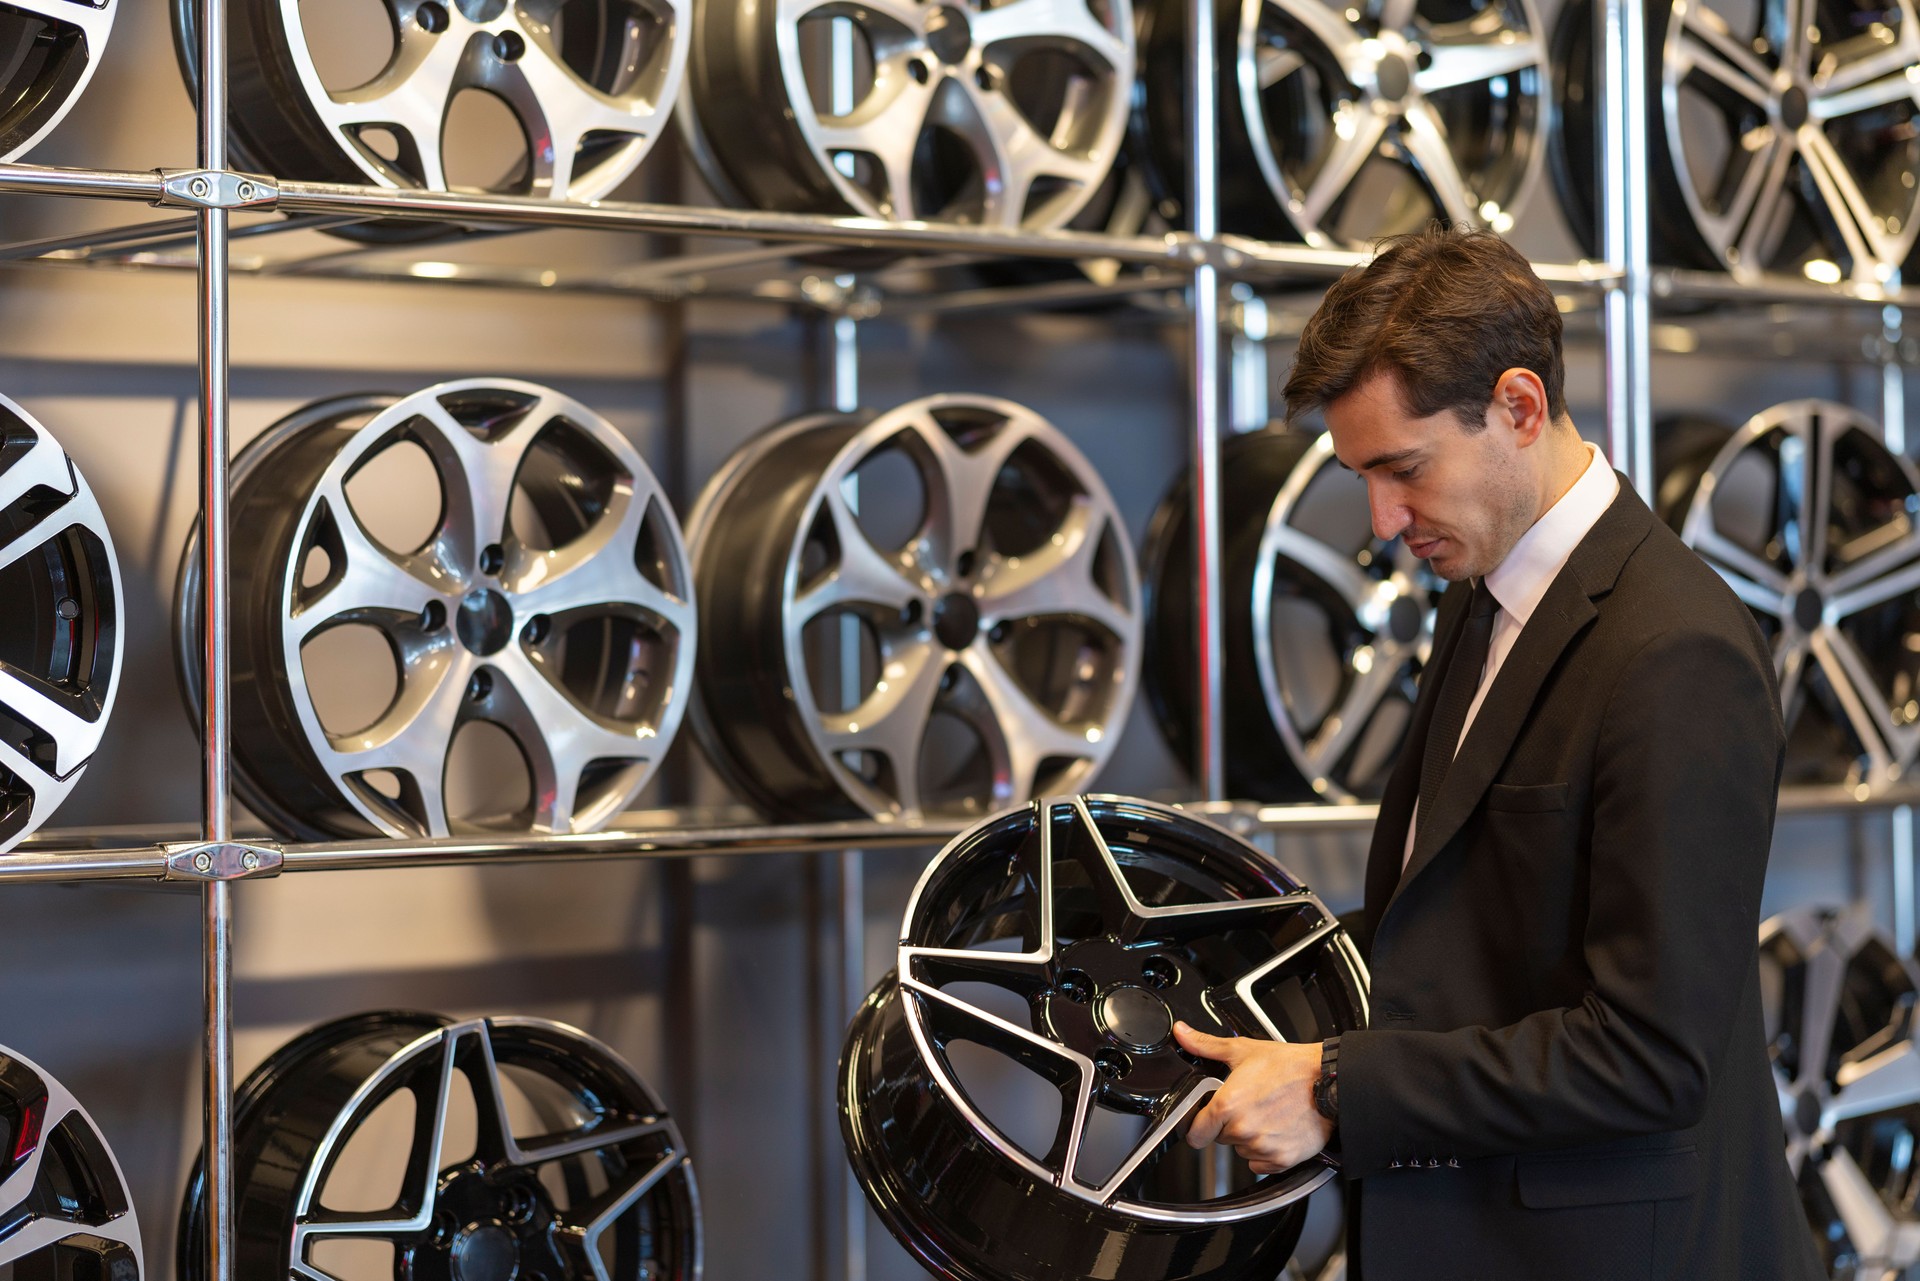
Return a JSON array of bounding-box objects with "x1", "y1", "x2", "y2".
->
[
  {"x1": 1414, "y1": 30, "x2": 1544, "y2": 93},
  {"x1": 977, "y1": 503, "x2": 1131, "y2": 638},
  {"x1": 1295, "y1": 107, "x2": 1389, "y2": 227},
  {"x1": 1123, "y1": 889, "x2": 1320, "y2": 948},
  {"x1": 954, "y1": 79, "x2": 1107, "y2": 226},
  {"x1": 818, "y1": 638, "x2": 948, "y2": 814},
  {"x1": 1830, "y1": 551, "x2": 1920, "y2": 618},
  {"x1": 815, "y1": 62, "x2": 940, "y2": 219},
  {"x1": 0, "y1": 431, "x2": 72, "y2": 543},
  {"x1": 1822, "y1": 1145, "x2": 1899, "y2": 1262},
  {"x1": 970, "y1": 0, "x2": 1130, "y2": 70},
  {"x1": 415, "y1": 395, "x2": 549, "y2": 574},
  {"x1": 1814, "y1": 68, "x2": 1920, "y2": 119},
  {"x1": 1816, "y1": 19, "x2": 1920, "y2": 97},
  {"x1": 780, "y1": 0, "x2": 925, "y2": 30},
  {"x1": 509, "y1": 30, "x2": 666, "y2": 199},
  {"x1": 1815, "y1": 625, "x2": 1906, "y2": 773},
  {"x1": 1777, "y1": 634, "x2": 1811, "y2": 718},
  {"x1": 1401, "y1": 100, "x2": 1481, "y2": 225},
  {"x1": 1213, "y1": 916, "x2": 1342, "y2": 1040},
  {"x1": 298, "y1": 1033, "x2": 461, "y2": 1241},
  {"x1": 293, "y1": 489, "x2": 444, "y2": 640},
  {"x1": 576, "y1": 1149, "x2": 681, "y2": 1270},
  {"x1": 1826, "y1": 525, "x2": 1920, "y2": 595},
  {"x1": 1258, "y1": 45, "x2": 1307, "y2": 88},
  {"x1": 1263, "y1": 0, "x2": 1361, "y2": 57},
  {"x1": 1734, "y1": 128, "x2": 1800, "y2": 269},
  {"x1": 321, "y1": 645, "x2": 473, "y2": 837},
  {"x1": 1691, "y1": 524, "x2": 1792, "y2": 594},
  {"x1": 1804, "y1": 411, "x2": 1833, "y2": 573},
  {"x1": 1675, "y1": 16, "x2": 1775, "y2": 107},
  {"x1": 958, "y1": 647, "x2": 1099, "y2": 802},
  {"x1": 906, "y1": 944, "x2": 1054, "y2": 994},
  {"x1": 918, "y1": 412, "x2": 1039, "y2": 568},
  {"x1": 1083, "y1": 1074, "x2": 1224, "y2": 1199},
  {"x1": 509, "y1": 489, "x2": 694, "y2": 637},
  {"x1": 0, "y1": 0, "x2": 111, "y2": 45},
  {"x1": 1690, "y1": 129, "x2": 1787, "y2": 263},
  {"x1": 1832, "y1": 1039, "x2": 1920, "y2": 1122},
  {"x1": 1300, "y1": 649, "x2": 1404, "y2": 777},
  {"x1": 1795, "y1": 924, "x2": 1849, "y2": 1094},
  {"x1": 323, "y1": 27, "x2": 469, "y2": 190},
  {"x1": 1266, "y1": 524, "x2": 1378, "y2": 612},
  {"x1": 0, "y1": 665, "x2": 101, "y2": 778},
  {"x1": 797, "y1": 489, "x2": 928, "y2": 622},
  {"x1": 490, "y1": 650, "x2": 658, "y2": 832},
  {"x1": 1798, "y1": 125, "x2": 1893, "y2": 272}
]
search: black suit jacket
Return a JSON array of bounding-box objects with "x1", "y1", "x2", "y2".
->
[{"x1": 1339, "y1": 480, "x2": 1822, "y2": 1281}]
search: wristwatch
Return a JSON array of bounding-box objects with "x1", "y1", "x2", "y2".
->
[{"x1": 1312, "y1": 1036, "x2": 1341, "y2": 1123}]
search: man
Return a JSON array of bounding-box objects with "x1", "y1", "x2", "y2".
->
[{"x1": 1172, "y1": 226, "x2": 1821, "y2": 1280}]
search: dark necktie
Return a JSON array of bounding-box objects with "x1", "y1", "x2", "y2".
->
[{"x1": 1418, "y1": 580, "x2": 1499, "y2": 826}]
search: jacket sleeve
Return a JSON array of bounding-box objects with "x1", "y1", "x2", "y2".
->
[{"x1": 1334, "y1": 621, "x2": 1785, "y2": 1178}]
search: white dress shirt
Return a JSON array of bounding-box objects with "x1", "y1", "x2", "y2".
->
[{"x1": 1403, "y1": 444, "x2": 1620, "y2": 868}]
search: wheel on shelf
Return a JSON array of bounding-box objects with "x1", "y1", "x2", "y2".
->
[
  {"x1": 840, "y1": 794, "x2": 1369, "y2": 1281},
  {"x1": 1143, "y1": 428, "x2": 1436, "y2": 804},
  {"x1": 173, "y1": 380, "x2": 697, "y2": 840},
  {"x1": 0, "y1": 0, "x2": 117, "y2": 163},
  {"x1": 0, "y1": 395, "x2": 123, "y2": 855},
  {"x1": 171, "y1": 0, "x2": 690, "y2": 243},
  {"x1": 1136, "y1": 0, "x2": 1546, "y2": 246},
  {"x1": 1551, "y1": 0, "x2": 1920, "y2": 283},
  {"x1": 1656, "y1": 401, "x2": 1920, "y2": 792},
  {"x1": 178, "y1": 1012, "x2": 701, "y2": 1281},
  {"x1": 0, "y1": 1043, "x2": 144, "y2": 1278},
  {"x1": 1761, "y1": 906, "x2": 1920, "y2": 1279},
  {"x1": 683, "y1": 0, "x2": 1134, "y2": 228},
  {"x1": 686, "y1": 394, "x2": 1141, "y2": 821}
]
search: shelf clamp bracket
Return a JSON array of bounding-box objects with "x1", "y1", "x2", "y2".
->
[
  {"x1": 154, "y1": 168, "x2": 280, "y2": 211},
  {"x1": 163, "y1": 840, "x2": 285, "y2": 882}
]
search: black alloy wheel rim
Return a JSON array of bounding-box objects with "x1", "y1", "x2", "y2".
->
[
  {"x1": 178, "y1": 1012, "x2": 701, "y2": 1281},
  {"x1": 686, "y1": 396, "x2": 1142, "y2": 822},
  {"x1": 1761, "y1": 907, "x2": 1920, "y2": 1278},
  {"x1": 0, "y1": 0, "x2": 117, "y2": 163},
  {"x1": 0, "y1": 393, "x2": 122, "y2": 855},
  {"x1": 1551, "y1": 0, "x2": 1920, "y2": 283},
  {"x1": 840, "y1": 795, "x2": 1369, "y2": 1281},
  {"x1": 1137, "y1": 0, "x2": 1545, "y2": 246},
  {"x1": 1656, "y1": 402, "x2": 1920, "y2": 792},
  {"x1": 0, "y1": 1044, "x2": 144, "y2": 1278},
  {"x1": 1144, "y1": 428, "x2": 1435, "y2": 804}
]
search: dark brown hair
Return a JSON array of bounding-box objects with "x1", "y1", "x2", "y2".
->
[{"x1": 1283, "y1": 225, "x2": 1567, "y2": 429}]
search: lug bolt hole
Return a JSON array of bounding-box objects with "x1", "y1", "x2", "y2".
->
[
  {"x1": 420, "y1": 600, "x2": 446, "y2": 632},
  {"x1": 940, "y1": 665, "x2": 960, "y2": 693},
  {"x1": 1057, "y1": 969, "x2": 1093, "y2": 1003},
  {"x1": 479, "y1": 543, "x2": 505, "y2": 576},
  {"x1": 1095, "y1": 1048, "x2": 1131, "y2": 1079},
  {"x1": 417, "y1": 1, "x2": 450, "y2": 31},
  {"x1": 956, "y1": 548, "x2": 977, "y2": 577},
  {"x1": 1415, "y1": 48, "x2": 1433, "y2": 69},
  {"x1": 492, "y1": 30, "x2": 527, "y2": 61},
  {"x1": 522, "y1": 613, "x2": 550, "y2": 645},
  {"x1": 431, "y1": 1210, "x2": 457, "y2": 1247},
  {"x1": 988, "y1": 621, "x2": 1009, "y2": 644},
  {"x1": 1142, "y1": 955, "x2": 1177, "y2": 989},
  {"x1": 503, "y1": 1184, "x2": 538, "y2": 1225},
  {"x1": 975, "y1": 65, "x2": 998, "y2": 91},
  {"x1": 910, "y1": 57, "x2": 932, "y2": 83},
  {"x1": 468, "y1": 670, "x2": 494, "y2": 703},
  {"x1": 902, "y1": 599, "x2": 925, "y2": 626}
]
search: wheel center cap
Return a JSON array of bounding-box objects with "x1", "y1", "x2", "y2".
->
[
  {"x1": 926, "y1": 5, "x2": 974, "y2": 64},
  {"x1": 1386, "y1": 594, "x2": 1423, "y2": 644},
  {"x1": 451, "y1": 1223, "x2": 520, "y2": 1281},
  {"x1": 458, "y1": 589, "x2": 514, "y2": 656},
  {"x1": 934, "y1": 591, "x2": 982, "y2": 650},
  {"x1": 1099, "y1": 984, "x2": 1173, "y2": 1053},
  {"x1": 1375, "y1": 51, "x2": 1415, "y2": 102},
  {"x1": 456, "y1": 0, "x2": 508, "y2": 21},
  {"x1": 1795, "y1": 1087, "x2": 1824, "y2": 1137},
  {"x1": 1794, "y1": 586, "x2": 1825, "y2": 632},
  {"x1": 1780, "y1": 85, "x2": 1810, "y2": 130}
]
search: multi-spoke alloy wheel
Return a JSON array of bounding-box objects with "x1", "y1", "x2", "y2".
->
[
  {"x1": 841, "y1": 795, "x2": 1369, "y2": 1281},
  {"x1": 0, "y1": 0, "x2": 117, "y2": 162},
  {"x1": 685, "y1": 0, "x2": 1134, "y2": 227},
  {"x1": 174, "y1": 0, "x2": 687, "y2": 214},
  {"x1": 174, "y1": 380, "x2": 697, "y2": 840},
  {"x1": 688, "y1": 396, "x2": 1140, "y2": 821},
  {"x1": 1139, "y1": 0, "x2": 1545, "y2": 246},
  {"x1": 179, "y1": 1013, "x2": 701, "y2": 1281},
  {"x1": 1657, "y1": 401, "x2": 1920, "y2": 792},
  {"x1": 0, "y1": 1044, "x2": 144, "y2": 1277},
  {"x1": 1761, "y1": 907, "x2": 1920, "y2": 1278},
  {"x1": 0, "y1": 396, "x2": 123, "y2": 855},
  {"x1": 1145, "y1": 429, "x2": 1435, "y2": 803},
  {"x1": 1552, "y1": 0, "x2": 1920, "y2": 282}
]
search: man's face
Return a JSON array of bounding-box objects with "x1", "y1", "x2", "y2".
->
[{"x1": 1325, "y1": 371, "x2": 1537, "y2": 582}]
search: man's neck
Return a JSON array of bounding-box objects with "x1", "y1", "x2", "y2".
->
[{"x1": 1532, "y1": 429, "x2": 1591, "y2": 523}]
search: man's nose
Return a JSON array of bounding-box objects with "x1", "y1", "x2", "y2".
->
[{"x1": 1369, "y1": 486, "x2": 1412, "y2": 542}]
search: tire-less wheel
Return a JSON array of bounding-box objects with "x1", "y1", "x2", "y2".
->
[
  {"x1": 687, "y1": 395, "x2": 1140, "y2": 821},
  {"x1": 0, "y1": 396, "x2": 123, "y2": 855},
  {"x1": 1656, "y1": 401, "x2": 1920, "y2": 792},
  {"x1": 174, "y1": 380, "x2": 697, "y2": 840},
  {"x1": 1139, "y1": 0, "x2": 1545, "y2": 246},
  {"x1": 685, "y1": 0, "x2": 1133, "y2": 227},
  {"x1": 1551, "y1": 0, "x2": 1920, "y2": 282},
  {"x1": 1761, "y1": 907, "x2": 1920, "y2": 1279},
  {"x1": 0, "y1": 1044, "x2": 144, "y2": 1277},
  {"x1": 178, "y1": 1012, "x2": 701, "y2": 1281},
  {"x1": 1144, "y1": 429, "x2": 1435, "y2": 803},
  {"x1": 0, "y1": 0, "x2": 116, "y2": 163},
  {"x1": 840, "y1": 795, "x2": 1369, "y2": 1281}
]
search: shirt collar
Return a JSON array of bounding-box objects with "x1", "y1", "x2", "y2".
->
[{"x1": 1481, "y1": 443, "x2": 1619, "y2": 627}]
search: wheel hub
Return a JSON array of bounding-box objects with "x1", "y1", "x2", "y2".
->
[
  {"x1": 1098, "y1": 984, "x2": 1174, "y2": 1053},
  {"x1": 925, "y1": 6, "x2": 976, "y2": 66},
  {"x1": 1793, "y1": 586, "x2": 1825, "y2": 632},
  {"x1": 1779, "y1": 84, "x2": 1810, "y2": 131},
  {"x1": 458, "y1": 589, "x2": 515, "y2": 656},
  {"x1": 1386, "y1": 594, "x2": 1424, "y2": 644},
  {"x1": 933, "y1": 591, "x2": 982, "y2": 651},
  {"x1": 1374, "y1": 50, "x2": 1415, "y2": 103},
  {"x1": 1794, "y1": 1086, "x2": 1824, "y2": 1138},
  {"x1": 451, "y1": 1223, "x2": 520, "y2": 1281},
  {"x1": 1042, "y1": 937, "x2": 1214, "y2": 1108}
]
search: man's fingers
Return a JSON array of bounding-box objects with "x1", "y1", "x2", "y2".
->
[
  {"x1": 1173, "y1": 1019, "x2": 1241, "y2": 1065},
  {"x1": 1185, "y1": 1095, "x2": 1227, "y2": 1149}
]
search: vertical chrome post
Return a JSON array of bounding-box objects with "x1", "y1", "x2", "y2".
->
[
  {"x1": 1189, "y1": 0, "x2": 1226, "y2": 799},
  {"x1": 1599, "y1": 0, "x2": 1652, "y2": 497},
  {"x1": 1228, "y1": 285, "x2": 1270, "y2": 433},
  {"x1": 1882, "y1": 303, "x2": 1913, "y2": 956}
]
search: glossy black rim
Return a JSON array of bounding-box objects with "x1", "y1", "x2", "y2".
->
[
  {"x1": 1761, "y1": 907, "x2": 1920, "y2": 1278},
  {"x1": 1656, "y1": 403, "x2": 1920, "y2": 791},
  {"x1": 841, "y1": 795, "x2": 1369, "y2": 1281},
  {"x1": 0, "y1": 1, "x2": 116, "y2": 163},
  {"x1": 0, "y1": 1044, "x2": 144, "y2": 1277},
  {"x1": 1144, "y1": 428, "x2": 1435, "y2": 804},
  {"x1": 179, "y1": 1011, "x2": 701, "y2": 1281}
]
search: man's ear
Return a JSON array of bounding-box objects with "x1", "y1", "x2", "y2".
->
[{"x1": 1491, "y1": 368, "x2": 1551, "y2": 448}]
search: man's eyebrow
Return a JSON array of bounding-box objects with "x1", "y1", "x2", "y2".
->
[{"x1": 1354, "y1": 446, "x2": 1423, "y2": 471}]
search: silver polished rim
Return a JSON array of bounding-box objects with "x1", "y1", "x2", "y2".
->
[
  {"x1": 273, "y1": 0, "x2": 689, "y2": 199},
  {"x1": 1235, "y1": 0, "x2": 1544, "y2": 248},
  {"x1": 0, "y1": 0, "x2": 117, "y2": 163},
  {"x1": 0, "y1": 1043, "x2": 144, "y2": 1272},
  {"x1": 1679, "y1": 400, "x2": 1920, "y2": 792},
  {"x1": 1251, "y1": 432, "x2": 1434, "y2": 804},
  {"x1": 1661, "y1": 0, "x2": 1920, "y2": 283},
  {"x1": 1762, "y1": 907, "x2": 1920, "y2": 1275},
  {"x1": 688, "y1": 395, "x2": 1141, "y2": 821},
  {"x1": 0, "y1": 395, "x2": 123, "y2": 856}
]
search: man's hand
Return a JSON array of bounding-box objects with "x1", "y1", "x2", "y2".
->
[{"x1": 1175, "y1": 1021, "x2": 1333, "y2": 1175}]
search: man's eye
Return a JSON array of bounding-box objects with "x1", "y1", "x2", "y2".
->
[{"x1": 1391, "y1": 465, "x2": 1421, "y2": 481}]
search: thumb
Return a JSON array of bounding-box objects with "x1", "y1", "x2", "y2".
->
[{"x1": 1173, "y1": 1020, "x2": 1242, "y2": 1066}]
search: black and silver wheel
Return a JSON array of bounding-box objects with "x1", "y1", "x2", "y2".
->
[
  {"x1": 179, "y1": 1012, "x2": 701, "y2": 1281},
  {"x1": 687, "y1": 395, "x2": 1140, "y2": 821},
  {"x1": 174, "y1": 380, "x2": 697, "y2": 840},
  {"x1": 0, "y1": 1044, "x2": 143, "y2": 1277},
  {"x1": 1552, "y1": 0, "x2": 1920, "y2": 282},
  {"x1": 685, "y1": 0, "x2": 1134, "y2": 227},
  {"x1": 1144, "y1": 428, "x2": 1434, "y2": 803},
  {"x1": 1761, "y1": 907, "x2": 1920, "y2": 1278},
  {"x1": 1139, "y1": 0, "x2": 1546, "y2": 246},
  {"x1": 840, "y1": 795, "x2": 1369, "y2": 1281},
  {"x1": 0, "y1": 395, "x2": 123, "y2": 855},
  {"x1": 0, "y1": 0, "x2": 117, "y2": 162},
  {"x1": 1657, "y1": 401, "x2": 1920, "y2": 792}
]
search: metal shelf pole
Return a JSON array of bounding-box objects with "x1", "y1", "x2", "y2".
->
[
  {"x1": 1599, "y1": 0, "x2": 1653, "y2": 497},
  {"x1": 1881, "y1": 304, "x2": 1915, "y2": 956},
  {"x1": 1188, "y1": 0, "x2": 1226, "y2": 800}
]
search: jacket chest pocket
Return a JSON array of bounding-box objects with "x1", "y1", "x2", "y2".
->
[{"x1": 1486, "y1": 782, "x2": 1569, "y2": 812}]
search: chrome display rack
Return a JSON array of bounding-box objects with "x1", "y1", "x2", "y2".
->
[{"x1": 0, "y1": 0, "x2": 1914, "y2": 1278}]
